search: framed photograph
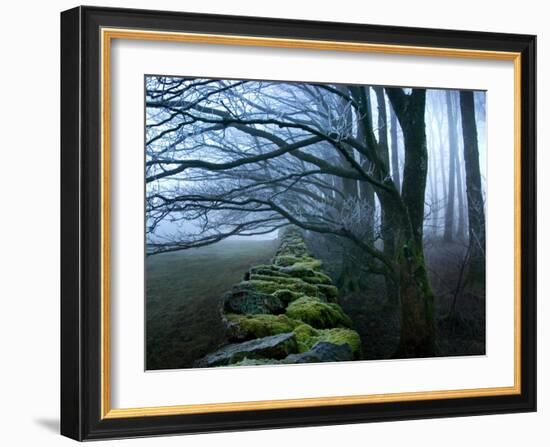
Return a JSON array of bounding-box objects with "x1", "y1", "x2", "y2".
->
[{"x1": 60, "y1": 6, "x2": 536, "y2": 441}]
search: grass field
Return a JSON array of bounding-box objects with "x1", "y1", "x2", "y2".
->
[{"x1": 146, "y1": 238, "x2": 279, "y2": 370}]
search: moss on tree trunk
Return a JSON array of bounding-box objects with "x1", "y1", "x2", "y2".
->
[{"x1": 396, "y1": 242, "x2": 436, "y2": 357}]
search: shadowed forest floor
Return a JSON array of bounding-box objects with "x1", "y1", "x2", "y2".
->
[
  {"x1": 337, "y1": 240, "x2": 485, "y2": 360},
  {"x1": 146, "y1": 239, "x2": 279, "y2": 370}
]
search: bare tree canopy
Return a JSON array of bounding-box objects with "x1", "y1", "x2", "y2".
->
[{"x1": 145, "y1": 76, "x2": 487, "y2": 358}]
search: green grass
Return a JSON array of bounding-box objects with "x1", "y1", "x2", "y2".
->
[{"x1": 146, "y1": 239, "x2": 278, "y2": 370}]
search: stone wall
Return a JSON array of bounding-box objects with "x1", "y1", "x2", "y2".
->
[{"x1": 195, "y1": 228, "x2": 361, "y2": 367}]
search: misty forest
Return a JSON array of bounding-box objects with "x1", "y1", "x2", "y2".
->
[{"x1": 145, "y1": 76, "x2": 486, "y2": 370}]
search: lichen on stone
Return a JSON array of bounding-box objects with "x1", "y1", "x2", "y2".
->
[
  {"x1": 293, "y1": 323, "x2": 361, "y2": 357},
  {"x1": 285, "y1": 296, "x2": 352, "y2": 329},
  {"x1": 249, "y1": 265, "x2": 291, "y2": 278},
  {"x1": 194, "y1": 332, "x2": 298, "y2": 367},
  {"x1": 223, "y1": 288, "x2": 285, "y2": 315},
  {"x1": 226, "y1": 357, "x2": 282, "y2": 367},
  {"x1": 282, "y1": 341, "x2": 354, "y2": 363},
  {"x1": 272, "y1": 288, "x2": 303, "y2": 303},
  {"x1": 301, "y1": 271, "x2": 333, "y2": 285},
  {"x1": 236, "y1": 278, "x2": 319, "y2": 297},
  {"x1": 316, "y1": 284, "x2": 339, "y2": 302},
  {"x1": 226, "y1": 313, "x2": 301, "y2": 340},
  {"x1": 196, "y1": 227, "x2": 361, "y2": 367},
  {"x1": 273, "y1": 255, "x2": 304, "y2": 267}
]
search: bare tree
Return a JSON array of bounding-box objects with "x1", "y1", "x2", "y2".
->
[
  {"x1": 459, "y1": 90, "x2": 486, "y2": 284},
  {"x1": 374, "y1": 86, "x2": 399, "y2": 305},
  {"x1": 389, "y1": 102, "x2": 401, "y2": 192},
  {"x1": 146, "y1": 77, "x2": 436, "y2": 356},
  {"x1": 444, "y1": 90, "x2": 459, "y2": 242}
]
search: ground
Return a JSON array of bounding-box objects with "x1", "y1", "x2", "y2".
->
[
  {"x1": 338, "y1": 239, "x2": 485, "y2": 360},
  {"x1": 146, "y1": 238, "x2": 278, "y2": 370},
  {"x1": 146, "y1": 237, "x2": 484, "y2": 369}
]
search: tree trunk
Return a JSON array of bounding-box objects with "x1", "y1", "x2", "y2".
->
[
  {"x1": 438, "y1": 143, "x2": 448, "y2": 203},
  {"x1": 335, "y1": 86, "x2": 362, "y2": 293},
  {"x1": 429, "y1": 135, "x2": 439, "y2": 237},
  {"x1": 444, "y1": 90, "x2": 458, "y2": 242},
  {"x1": 398, "y1": 92, "x2": 428, "y2": 245},
  {"x1": 397, "y1": 240, "x2": 436, "y2": 357},
  {"x1": 374, "y1": 86, "x2": 399, "y2": 306},
  {"x1": 385, "y1": 87, "x2": 436, "y2": 357},
  {"x1": 436, "y1": 92, "x2": 448, "y2": 217},
  {"x1": 389, "y1": 104, "x2": 401, "y2": 192},
  {"x1": 354, "y1": 86, "x2": 376, "y2": 242},
  {"x1": 459, "y1": 90, "x2": 486, "y2": 285},
  {"x1": 455, "y1": 141, "x2": 467, "y2": 240}
]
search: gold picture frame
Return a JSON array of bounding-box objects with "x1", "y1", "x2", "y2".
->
[{"x1": 61, "y1": 6, "x2": 536, "y2": 441}]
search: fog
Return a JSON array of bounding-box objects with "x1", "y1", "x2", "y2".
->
[{"x1": 145, "y1": 78, "x2": 486, "y2": 251}]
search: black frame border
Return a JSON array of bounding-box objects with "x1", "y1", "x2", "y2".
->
[{"x1": 60, "y1": 5, "x2": 536, "y2": 441}]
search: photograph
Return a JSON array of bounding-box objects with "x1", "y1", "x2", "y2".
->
[
  {"x1": 144, "y1": 76, "x2": 487, "y2": 370},
  {"x1": 57, "y1": 4, "x2": 537, "y2": 441}
]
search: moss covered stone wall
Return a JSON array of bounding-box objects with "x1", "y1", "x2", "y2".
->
[{"x1": 195, "y1": 228, "x2": 361, "y2": 367}]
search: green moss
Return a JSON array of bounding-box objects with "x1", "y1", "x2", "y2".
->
[
  {"x1": 214, "y1": 229, "x2": 357, "y2": 365},
  {"x1": 293, "y1": 324, "x2": 361, "y2": 356},
  {"x1": 276, "y1": 233, "x2": 308, "y2": 252},
  {"x1": 293, "y1": 323, "x2": 320, "y2": 352},
  {"x1": 295, "y1": 323, "x2": 317, "y2": 336},
  {"x1": 249, "y1": 264, "x2": 280, "y2": 272},
  {"x1": 235, "y1": 280, "x2": 282, "y2": 295},
  {"x1": 249, "y1": 274, "x2": 323, "y2": 290},
  {"x1": 280, "y1": 267, "x2": 314, "y2": 278},
  {"x1": 223, "y1": 289, "x2": 285, "y2": 315},
  {"x1": 316, "y1": 284, "x2": 339, "y2": 301},
  {"x1": 319, "y1": 328, "x2": 361, "y2": 356},
  {"x1": 238, "y1": 279, "x2": 319, "y2": 297},
  {"x1": 249, "y1": 265, "x2": 289, "y2": 278},
  {"x1": 277, "y1": 239, "x2": 306, "y2": 249},
  {"x1": 272, "y1": 289, "x2": 303, "y2": 303},
  {"x1": 302, "y1": 271, "x2": 333, "y2": 285},
  {"x1": 249, "y1": 274, "x2": 304, "y2": 284},
  {"x1": 286, "y1": 296, "x2": 352, "y2": 329},
  {"x1": 289, "y1": 259, "x2": 323, "y2": 271},
  {"x1": 226, "y1": 313, "x2": 300, "y2": 339},
  {"x1": 273, "y1": 255, "x2": 304, "y2": 267}
]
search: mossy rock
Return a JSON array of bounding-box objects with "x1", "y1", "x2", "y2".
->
[
  {"x1": 249, "y1": 265, "x2": 289, "y2": 278},
  {"x1": 194, "y1": 332, "x2": 298, "y2": 367},
  {"x1": 237, "y1": 279, "x2": 319, "y2": 297},
  {"x1": 273, "y1": 255, "x2": 304, "y2": 267},
  {"x1": 316, "y1": 284, "x2": 339, "y2": 302},
  {"x1": 277, "y1": 239, "x2": 306, "y2": 248},
  {"x1": 278, "y1": 246, "x2": 308, "y2": 257},
  {"x1": 320, "y1": 328, "x2": 361, "y2": 356},
  {"x1": 249, "y1": 273, "x2": 303, "y2": 284},
  {"x1": 249, "y1": 274, "x2": 317, "y2": 288},
  {"x1": 272, "y1": 288, "x2": 303, "y2": 303},
  {"x1": 293, "y1": 323, "x2": 319, "y2": 351},
  {"x1": 293, "y1": 324, "x2": 361, "y2": 357},
  {"x1": 281, "y1": 259, "x2": 323, "y2": 273},
  {"x1": 201, "y1": 228, "x2": 358, "y2": 368},
  {"x1": 225, "y1": 313, "x2": 301, "y2": 341},
  {"x1": 280, "y1": 267, "x2": 315, "y2": 278},
  {"x1": 226, "y1": 357, "x2": 282, "y2": 367},
  {"x1": 285, "y1": 250, "x2": 307, "y2": 258},
  {"x1": 249, "y1": 264, "x2": 281, "y2": 272},
  {"x1": 301, "y1": 271, "x2": 333, "y2": 285},
  {"x1": 223, "y1": 289, "x2": 285, "y2": 315},
  {"x1": 286, "y1": 296, "x2": 352, "y2": 329},
  {"x1": 282, "y1": 341, "x2": 354, "y2": 364}
]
